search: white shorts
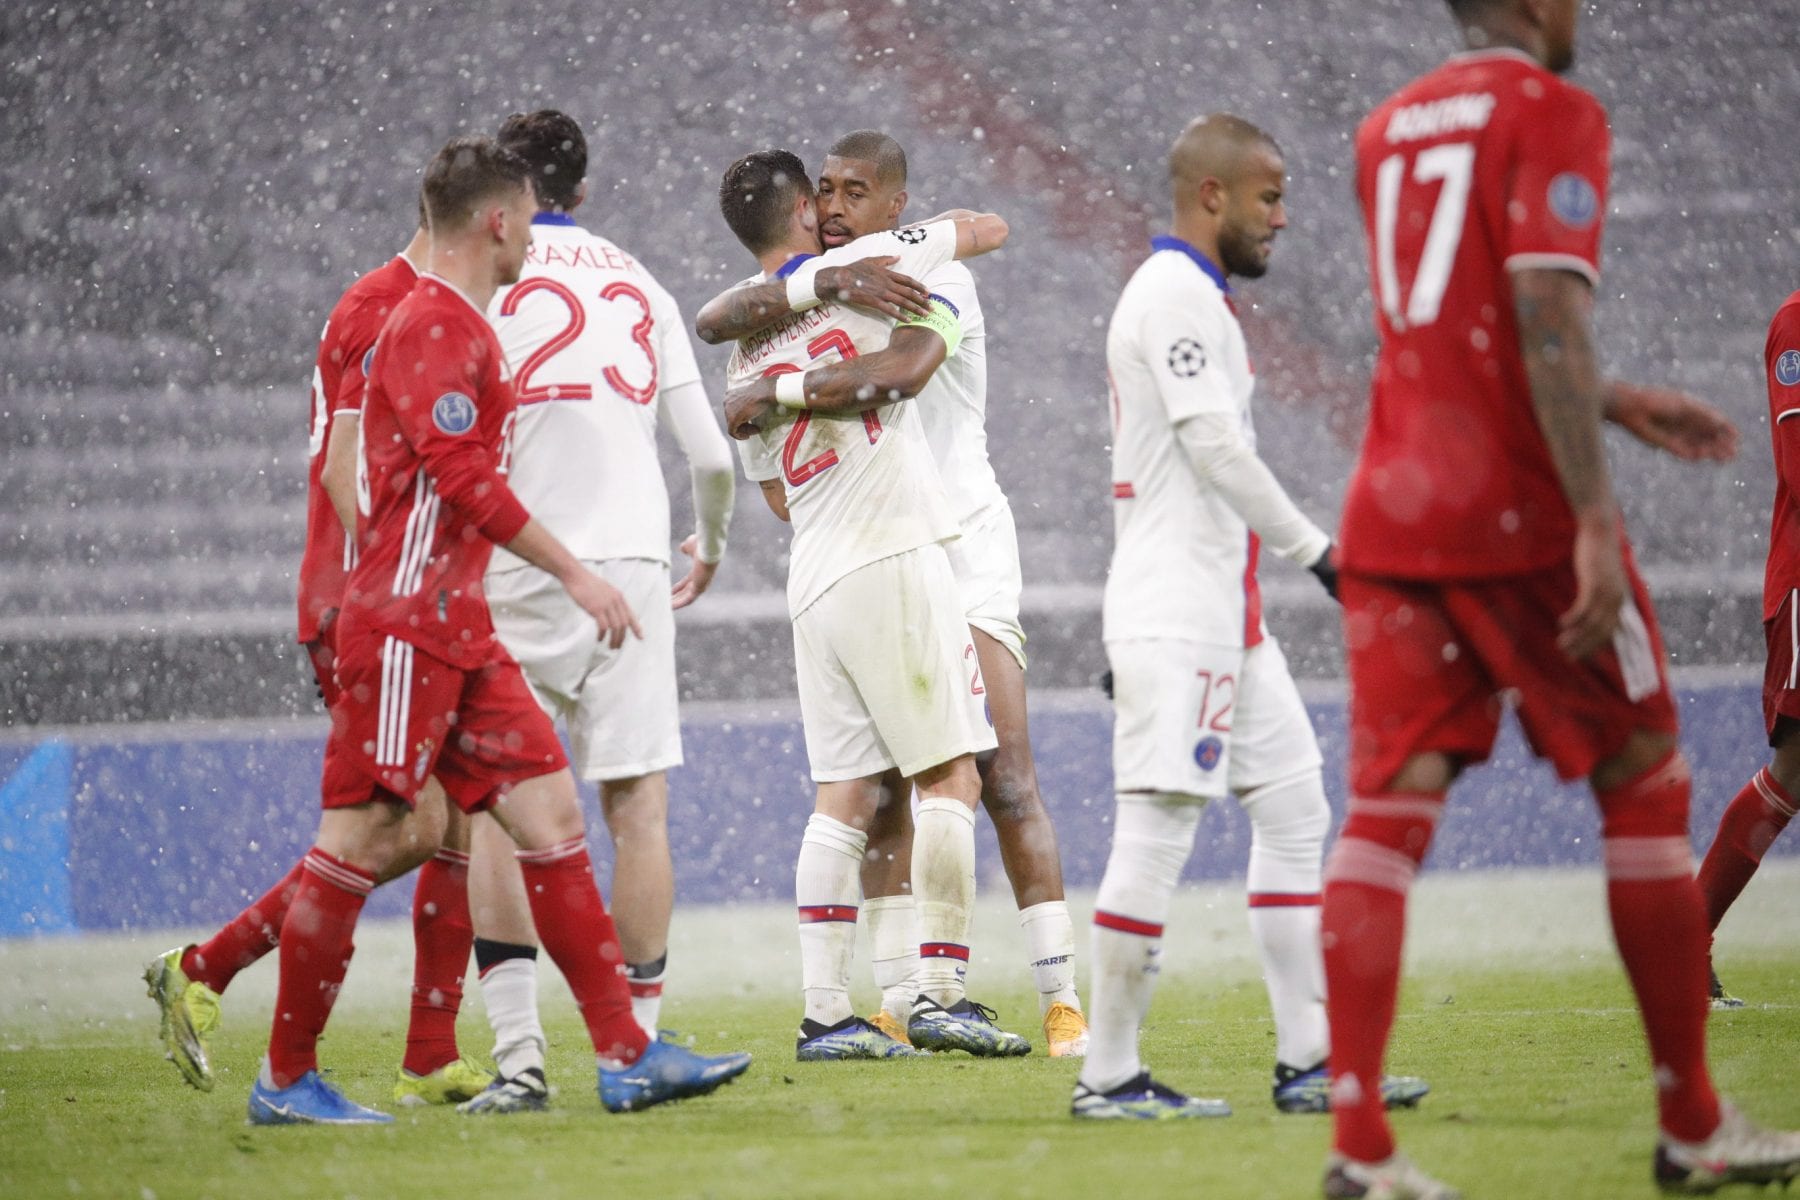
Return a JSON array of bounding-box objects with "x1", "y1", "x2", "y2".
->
[
  {"x1": 486, "y1": 558, "x2": 681, "y2": 782},
  {"x1": 1107, "y1": 635, "x2": 1321, "y2": 799},
  {"x1": 945, "y1": 502, "x2": 1027, "y2": 669},
  {"x1": 793, "y1": 544, "x2": 998, "y2": 782}
]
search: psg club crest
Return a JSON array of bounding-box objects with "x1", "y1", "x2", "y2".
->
[
  {"x1": 1547, "y1": 172, "x2": 1599, "y2": 229},
  {"x1": 1167, "y1": 337, "x2": 1206, "y2": 378},
  {"x1": 431, "y1": 391, "x2": 478, "y2": 435},
  {"x1": 1193, "y1": 735, "x2": 1224, "y2": 772},
  {"x1": 1777, "y1": 349, "x2": 1800, "y2": 388}
]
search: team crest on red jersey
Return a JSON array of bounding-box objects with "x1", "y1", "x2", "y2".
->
[{"x1": 413, "y1": 737, "x2": 435, "y2": 783}]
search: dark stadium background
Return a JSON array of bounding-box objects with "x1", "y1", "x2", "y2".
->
[{"x1": 3, "y1": 0, "x2": 1794, "y2": 725}]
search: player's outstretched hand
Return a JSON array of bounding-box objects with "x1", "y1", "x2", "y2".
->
[
  {"x1": 816, "y1": 256, "x2": 932, "y2": 321},
  {"x1": 566, "y1": 565, "x2": 643, "y2": 649},
  {"x1": 723, "y1": 378, "x2": 779, "y2": 440},
  {"x1": 671, "y1": 534, "x2": 718, "y2": 611},
  {"x1": 1605, "y1": 381, "x2": 1740, "y2": 462},
  {"x1": 1309, "y1": 543, "x2": 1341, "y2": 603},
  {"x1": 1559, "y1": 512, "x2": 1627, "y2": 660}
]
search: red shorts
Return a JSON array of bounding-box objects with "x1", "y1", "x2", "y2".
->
[
  {"x1": 304, "y1": 610, "x2": 341, "y2": 709},
  {"x1": 1762, "y1": 588, "x2": 1800, "y2": 743},
  {"x1": 1342, "y1": 555, "x2": 1678, "y2": 796},
  {"x1": 321, "y1": 630, "x2": 568, "y2": 813}
]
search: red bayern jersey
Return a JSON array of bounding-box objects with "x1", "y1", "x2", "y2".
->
[
  {"x1": 1340, "y1": 49, "x2": 1612, "y2": 580},
  {"x1": 339, "y1": 274, "x2": 531, "y2": 667},
  {"x1": 1763, "y1": 290, "x2": 1800, "y2": 618},
  {"x1": 297, "y1": 254, "x2": 419, "y2": 643}
]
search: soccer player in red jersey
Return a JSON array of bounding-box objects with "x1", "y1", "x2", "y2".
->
[
  {"x1": 1321, "y1": 2, "x2": 1800, "y2": 1195},
  {"x1": 1696, "y1": 291, "x2": 1800, "y2": 1009},
  {"x1": 145, "y1": 216, "x2": 494, "y2": 1105},
  {"x1": 246, "y1": 135, "x2": 749, "y2": 1125}
]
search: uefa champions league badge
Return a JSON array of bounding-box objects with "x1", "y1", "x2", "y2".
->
[
  {"x1": 1167, "y1": 337, "x2": 1206, "y2": 377},
  {"x1": 1193, "y1": 735, "x2": 1224, "y2": 772},
  {"x1": 1547, "y1": 172, "x2": 1599, "y2": 229},
  {"x1": 362, "y1": 345, "x2": 376, "y2": 376},
  {"x1": 431, "y1": 391, "x2": 478, "y2": 435},
  {"x1": 1777, "y1": 349, "x2": 1800, "y2": 388}
]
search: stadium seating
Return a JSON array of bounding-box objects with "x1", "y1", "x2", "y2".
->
[{"x1": 1, "y1": 1, "x2": 1790, "y2": 722}]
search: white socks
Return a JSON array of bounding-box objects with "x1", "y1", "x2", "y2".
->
[
  {"x1": 864, "y1": 894, "x2": 919, "y2": 1022},
  {"x1": 479, "y1": 958, "x2": 546, "y2": 1080},
  {"x1": 1081, "y1": 793, "x2": 1202, "y2": 1093},
  {"x1": 1019, "y1": 900, "x2": 1079, "y2": 1014},
  {"x1": 912, "y1": 796, "x2": 977, "y2": 1007},
  {"x1": 796, "y1": 812, "x2": 866, "y2": 1026},
  {"x1": 1243, "y1": 771, "x2": 1330, "y2": 1069}
]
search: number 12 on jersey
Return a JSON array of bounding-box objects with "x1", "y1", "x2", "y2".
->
[{"x1": 1373, "y1": 142, "x2": 1474, "y2": 331}]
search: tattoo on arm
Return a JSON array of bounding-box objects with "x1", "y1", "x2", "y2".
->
[
  {"x1": 1514, "y1": 270, "x2": 1613, "y2": 516},
  {"x1": 696, "y1": 281, "x2": 791, "y2": 344}
]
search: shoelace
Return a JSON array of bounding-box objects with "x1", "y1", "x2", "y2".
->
[{"x1": 963, "y1": 1000, "x2": 1001, "y2": 1024}]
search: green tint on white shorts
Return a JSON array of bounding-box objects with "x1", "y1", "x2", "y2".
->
[{"x1": 793, "y1": 543, "x2": 998, "y2": 783}]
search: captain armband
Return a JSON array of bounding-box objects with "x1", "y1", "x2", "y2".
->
[{"x1": 896, "y1": 294, "x2": 964, "y2": 358}]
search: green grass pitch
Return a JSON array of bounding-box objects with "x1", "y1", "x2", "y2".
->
[{"x1": 2, "y1": 866, "x2": 1796, "y2": 1199}]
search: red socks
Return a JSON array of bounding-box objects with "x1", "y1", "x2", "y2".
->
[
  {"x1": 1697, "y1": 767, "x2": 1796, "y2": 931},
  {"x1": 1321, "y1": 793, "x2": 1444, "y2": 1164},
  {"x1": 182, "y1": 861, "x2": 305, "y2": 994},
  {"x1": 402, "y1": 848, "x2": 473, "y2": 1077},
  {"x1": 266, "y1": 849, "x2": 374, "y2": 1089},
  {"x1": 1597, "y1": 752, "x2": 1720, "y2": 1143},
  {"x1": 516, "y1": 837, "x2": 647, "y2": 1066}
]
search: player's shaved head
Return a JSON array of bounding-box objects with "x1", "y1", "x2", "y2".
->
[
  {"x1": 719, "y1": 149, "x2": 813, "y2": 256},
  {"x1": 1168, "y1": 113, "x2": 1282, "y2": 204},
  {"x1": 498, "y1": 109, "x2": 587, "y2": 211},
  {"x1": 826, "y1": 130, "x2": 908, "y2": 188},
  {"x1": 421, "y1": 135, "x2": 533, "y2": 236}
]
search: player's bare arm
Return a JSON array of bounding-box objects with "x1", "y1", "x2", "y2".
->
[
  {"x1": 503, "y1": 517, "x2": 644, "y2": 648},
  {"x1": 721, "y1": 326, "x2": 949, "y2": 439},
  {"x1": 757, "y1": 478, "x2": 790, "y2": 522},
  {"x1": 949, "y1": 213, "x2": 1008, "y2": 259},
  {"x1": 1513, "y1": 266, "x2": 1626, "y2": 660},
  {"x1": 320, "y1": 413, "x2": 360, "y2": 534},
  {"x1": 693, "y1": 256, "x2": 932, "y2": 344},
  {"x1": 916, "y1": 209, "x2": 1009, "y2": 258},
  {"x1": 1602, "y1": 381, "x2": 1740, "y2": 462}
]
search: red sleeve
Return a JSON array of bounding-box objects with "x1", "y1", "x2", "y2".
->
[
  {"x1": 1767, "y1": 302, "x2": 1800, "y2": 494},
  {"x1": 1502, "y1": 82, "x2": 1610, "y2": 284},
  {"x1": 378, "y1": 313, "x2": 531, "y2": 545},
  {"x1": 331, "y1": 303, "x2": 380, "y2": 415}
]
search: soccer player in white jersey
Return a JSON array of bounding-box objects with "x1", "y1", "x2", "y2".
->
[
  {"x1": 454, "y1": 111, "x2": 737, "y2": 1114},
  {"x1": 712, "y1": 148, "x2": 1029, "y2": 1059},
  {"x1": 1071, "y1": 114, "x2": 1430, "y2": 1120},
  {"x1": 696, "y1": 130, "x2": 1088, "y2": 1057}
]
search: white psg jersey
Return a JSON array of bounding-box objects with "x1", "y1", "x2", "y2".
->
[
  {"x1": 733, "y1": 221, "x2": 961, "y2": 618},
  {"x1": 487, "y1": 216, "x2": 702, "y2": 570},
  {"x1": 1103, "y1": 237, "x2": 1265, "y2": 648},
  {"x1": 913, "y1": 260, "x2": 1007, "y2": 529}
]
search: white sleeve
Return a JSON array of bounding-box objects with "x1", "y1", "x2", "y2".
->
[
  {"x1": 1139, "y1": 301, "x2": 1237, "y2": 423},
  {"x1": 653, "y1": 284, "x2": 703, "y2": 391},
  {"x1": 736, "y1": 426, "x2": 782, "y2": 484},
  {"x1": 1175, "y1": 410, "x2": 1331, "y2": 567},
  {"x1": 801, "y1": 221, "x2": 959, "y2": 291},
  {"x1": 661, "y1": 377, "x2": 734, "y2": 564}
]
